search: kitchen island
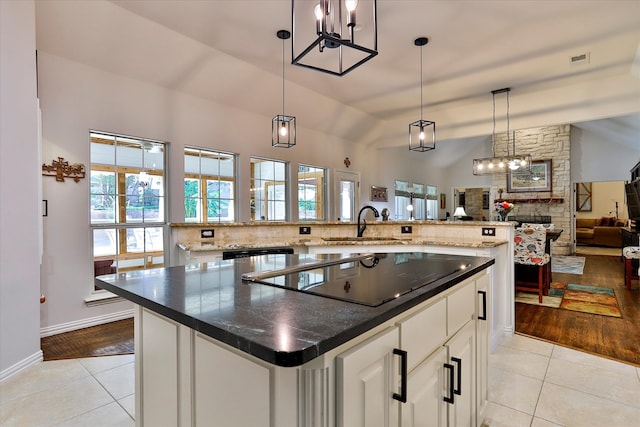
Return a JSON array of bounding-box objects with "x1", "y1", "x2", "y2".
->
[{"x1": 97, "y1": 252, "x2": 494, "y2": 427}]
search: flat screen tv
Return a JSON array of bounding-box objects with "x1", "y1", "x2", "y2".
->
[{"x1": 625, "y1": 182, "x2": 640, "y2": 226}]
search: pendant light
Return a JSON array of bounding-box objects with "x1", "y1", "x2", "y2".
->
[
  {"x1": 409, "y1": 37, "x2": 435, "y2": 152},
  {"x1": 272, "y1": 30, "x2": 296, "y2": 148},
  {"x1": 472, "y1": 88, "x2": 531, "y2": 174},
  {"x1": 291, "y1": 0, "x2": 378, "y2": 76}
]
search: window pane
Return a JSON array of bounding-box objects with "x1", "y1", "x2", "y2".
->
[
  {"x1": 250, "y1": 157, "x2": 287, "y2": 221},
  {"x1": 184, "y1": 178, "x2": 201, "y2": 222},
  {"x1": 298, "y1": 164, "x2": 325, "y2": 220},
  {"x1": 185, "y1": 148, "x2": 236, "y2": 223},
  {"x1": 93, "y1": 229, "x2": 117, "y2": 257},
  {"x1": 90, "y1": 171, "x2": 116, "y2": 224}
]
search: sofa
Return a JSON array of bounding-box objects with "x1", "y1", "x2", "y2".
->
[{"x1": 575, "y1": 217, "x2": 625, "y2": 248}]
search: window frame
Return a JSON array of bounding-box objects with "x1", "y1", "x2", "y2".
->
[
  {"x1": 184, "y1": 147, "x2": 237, "y2": 223},
  {"x1": 298, "y1": 164, "x2": 327, "y2": 221},
  {"x1": 90, "y1": 131, "x2": 168, "y2": 291}
]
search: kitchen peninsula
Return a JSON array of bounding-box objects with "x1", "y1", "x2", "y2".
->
[{"x1": 97, "y1": 251, "x2": 494, "y2": 426}]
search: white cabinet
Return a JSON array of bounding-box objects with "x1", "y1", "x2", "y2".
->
[
  {"x1": 337, "y1": 272, "x2": 489, "y2": 427},
  {"x1": 336, "y1": 327, "x2": 400, "y2": 427},
  {"x1": 135, "y1": 270, "x2": 490, "y2": 427},
  {"x1": 402, "y1": 346, "x2": 448, "y2": 427},
  {"x1": 444, "y1": 320, "x2": 476, "y2": 427}
]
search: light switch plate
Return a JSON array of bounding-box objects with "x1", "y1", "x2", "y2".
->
[{"x1": 401, "y1": 225, "x2": 412, "y2": 234}]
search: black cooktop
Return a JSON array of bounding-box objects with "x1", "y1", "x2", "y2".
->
[{"x1": 243, "y1": 252, "x2": 471, "y2": 307}]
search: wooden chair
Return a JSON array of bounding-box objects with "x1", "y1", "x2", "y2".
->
[
  {"x1": 514, "y1": 227, "x2": 551, "y2": 303},
  {"x1": 623, "y1": 246, "x2": 640, "y2": 289}
]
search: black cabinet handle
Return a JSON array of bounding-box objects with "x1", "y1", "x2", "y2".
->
[
  {"x1": 392, "y1": 348, "x2": 407, "y2": 403},
  {"x1": 478, "y1": 290, "x2": 487, "y2": 321},
  {"x1": 452, "y1": 357, "x2": 462, "y2": 396},
  {"x1": 443, "y1": 363, "x2": 455, "y2": 404}
]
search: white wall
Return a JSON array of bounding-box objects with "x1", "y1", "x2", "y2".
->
[
  {"x1": 571, "y1": 124, "x2": 640, "y2": 183},
  {"x1": 0, "y1": 0, "x2": 42, "y2": 379},
  {"x1": 37, "y1": 51, "x2": 375, "y2": 331}
]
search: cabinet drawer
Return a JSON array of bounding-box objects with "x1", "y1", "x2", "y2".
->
[
  {"x1": 447, "y1": 280, "x2": 476, "y2": 336},
  {"x1": 399, "y1": 297, "x2": 447, "y2": 372}
]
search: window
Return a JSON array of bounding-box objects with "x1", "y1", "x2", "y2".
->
[
  {"x1": 250, "y1": 157, "x2": 288, "y2": 221},
  {"x1": 395, "y1": 181, "x2": 436, "y2": 220},
  {"x1": 184, "y1": 148, "x2": 236, "y2": 223},
  {"x1": 298, "y1": 164, "x2": 326, "y2": 220},
  {"x1": 90, "y1": 131, "x2": 166, "y2": 287},
  {"x1": 426, "y1": 185, "x2": 438, "y2": 220}
]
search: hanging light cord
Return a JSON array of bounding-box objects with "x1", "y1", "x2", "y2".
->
[
  {"x1": 419, "y1": 44, "x2": 423, "y2": 121},
  {"x1": 492, "y1": 93, "x2": 497, "y2": 157},
  {"x1": 281, "y1": 37, "x2": 285, "y2": 115},
  {"x1": 506, "y1": 90, "x2": 511, "y2": 156}
]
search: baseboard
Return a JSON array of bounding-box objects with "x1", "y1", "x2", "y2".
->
[
  {"x1": 0, "y1": 350, "x2": 43, "y2": 384},
  {"x1": 40, "y1": 309, "x2": 134, "y2": 338}
]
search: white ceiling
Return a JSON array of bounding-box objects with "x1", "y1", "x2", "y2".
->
[{"x1": 35, "y1": 0, "x2": 640, "y2": 148}]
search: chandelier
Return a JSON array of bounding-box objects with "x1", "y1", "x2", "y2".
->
[
  {"x1": 472, "y1": 88, "x2": 531, "y2": 175},
  {"x1": 291, "y1": 0, "x2": 378, "y2": 76}
]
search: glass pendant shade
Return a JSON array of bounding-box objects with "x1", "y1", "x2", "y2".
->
[{"x1": 291, "y1": 0, "x2": 378, "y2": 76}]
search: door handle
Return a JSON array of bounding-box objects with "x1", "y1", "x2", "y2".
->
[
  {"x1": 478, "y1": 290, "x2": 487, "y2": 321},
  {"x1": 392, "y1": 348, "x2": 407, "y2": 403},
  {"x1": 443, "y1": 363, "x2": 455, "y2": 404},
  {"x1": 451, "y1": 357, "x2": 462, "y2": 396}
]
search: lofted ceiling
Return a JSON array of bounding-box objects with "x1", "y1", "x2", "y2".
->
[{"x1": 35, "y1": 0, "x2": 640, "y2": 148}]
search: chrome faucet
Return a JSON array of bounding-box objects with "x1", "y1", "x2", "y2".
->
[{"x1": 357, "y1": 205, "x2": 380, "y2": 237}]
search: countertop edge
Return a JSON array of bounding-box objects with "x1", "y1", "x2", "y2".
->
[{"x1": 96, "y1": 257, "x2": 495, "y2": 367}]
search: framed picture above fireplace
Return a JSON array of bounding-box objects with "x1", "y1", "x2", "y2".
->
[{"x1": 507, "y1": 159, "x2": 552, "y2": 192}]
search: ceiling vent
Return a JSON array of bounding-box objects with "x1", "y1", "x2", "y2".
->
[{"x1": 570, "y1": 52, "x2": 590, "y2": 65}]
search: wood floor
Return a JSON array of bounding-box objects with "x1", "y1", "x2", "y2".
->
[
  {"x1": 41, "y1": 318, "x2": 134, "y2": 361},
  {"x1": 516, "y1": 253, "x2": 640, "y2": 367}
]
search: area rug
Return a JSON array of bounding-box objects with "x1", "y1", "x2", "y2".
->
[
  {"x1": 551, "y1": 256, "x2": 585, "y2": 275},
  {"x1": 515, "y1": 282, "x2": 622, "y2": 318}
]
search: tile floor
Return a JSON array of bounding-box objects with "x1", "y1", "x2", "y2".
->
[{"x1": 1, "y1": 334, "x2": 639, "y2": 426}]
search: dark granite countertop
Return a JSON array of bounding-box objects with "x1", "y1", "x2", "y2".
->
[{"x1": 95, "y1": 252, "x2": 494, "y2": 367}]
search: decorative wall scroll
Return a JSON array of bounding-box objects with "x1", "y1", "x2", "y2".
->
[
  {"x1": 42, "y1": 157, "x2": 86, "y2": 183},
  {"x1": 370, "y1": 186, "x2": 388, "y2": 202}
]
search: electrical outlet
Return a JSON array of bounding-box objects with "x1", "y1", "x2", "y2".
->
[
  {"x1": 299, "y1": 226, "x2": 311, "y2": 235},
  {"x1": 401, "y1": 225, "x2": 413, "y2": 234},
  {"x1": 481, "y1": 227, "x2": 496, "y2": 237},
  {"x1": 201, "y1": 229, "x2": 214, "y2": 238}
]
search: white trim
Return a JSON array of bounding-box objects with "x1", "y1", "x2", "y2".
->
[
  {"x1": 84, "y1": 290, "x2": 127, "y2": 306},
  {"x1": 0, "y1": 350, "x2": 43, "y2": 384},
  {"x1": 40, "y1": 309, "x2": 134, "y2": 338}
]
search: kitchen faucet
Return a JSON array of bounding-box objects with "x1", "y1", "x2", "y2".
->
[{"x1": 357, "y1": 205, "x2": 380, "y2": 237}]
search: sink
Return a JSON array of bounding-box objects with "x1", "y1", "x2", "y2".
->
[{"x1": 322, "y1": 237, "x2": 403, "y2": 242}]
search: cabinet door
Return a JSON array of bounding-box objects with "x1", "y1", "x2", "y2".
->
[
  {"x1": 401, "y1": 346, "x2": 448, "y2": 427},
  {"x1": 446, "y1": 321, "x2": 476, "y2": 427},
  {"x1": 476, "y1": 273, "x2": 490, "y2": 426},
  {"x1": 447, "y1": 279, "x2": 476, "y2": 337},
  {"x1": 336, "y1": 327, "x2": 400, "y2": 427}
]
